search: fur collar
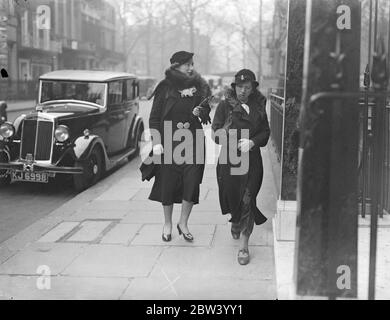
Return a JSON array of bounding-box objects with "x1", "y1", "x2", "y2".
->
[
  {"x1": 224, "y1": 88, "x2": 266, "y2": 114},
  {"x1": 149, "y1": 67, "x2": 210, "y2": 100},
  {"x1": 165, "y1": 67, "x2": 203, "y2": 90}
]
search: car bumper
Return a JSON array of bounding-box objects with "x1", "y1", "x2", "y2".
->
[{"x1": 0, "y1": 161, "x2": 83, "y2": 174}]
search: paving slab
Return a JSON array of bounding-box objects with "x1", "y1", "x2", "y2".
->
[
  {"x1": 121, "y1": 276, "x2": 276, "y2": 300},
  {"x1": 37, "y1": 222, "x2": 80, "y2": 243},
  {"x1": 122, "y1": 211, "x2": 164, "y2": 224},
  {"x1": 201, "y1": 178, "x2": 219, "y2": 189},
  {"x1": 96, "y1": 187, "x2": 141, "y2": 201},
  {"x1": 0, "y1": 243, "x2": 85, "y2": 276},
  {"x1": 67, "y1": 209, "x2": 128, "y2": 222},
  {"x1": 150, "y1": 246, "x2": 275, "y2": 281},
  {"x1": 205, "y1": 188, "x2": 219, "y2": 200},
  {"x1": 0, "y1": 275, "x2": 129, "y2": 300},
  {"x1": 0, "y1": 247, "x2": 16, "y2": 265},
  {"x1": 185, "y1": 212, "x2": 228, "y2": 225},
  {"x1": 131, "y1": 186, "x2": 209, "y2": 202},
  {"x1": 81, "y1": 201, "x2": 134, "y2": 212},
  {"x1": 131, "y1": 224, "x2": 215, "y2": 247},
  {"x1": 66, "y1": 220, "x2": 113, "y2": 243},
  {"x1": 131, "y1": 188, "x2": 153, "y2": 201},
  {"x1": 213, "y1": 225, "x2": 273, "y2": 247},
  {"x1": 122, "y1": 210, "x2": 227, "y2": 225},
  {"x1": 100, "y1": 223, "x2": 142, "y2": 245},
  {"x1": 115, "y1": 178, "x2": 154, "y2": 189},
  {"x1": 62, "y1": 245, "x2": 162, "y2": 278},
  {"x1": 1, "y1": 216, "x2": 64, "y2": 252}
]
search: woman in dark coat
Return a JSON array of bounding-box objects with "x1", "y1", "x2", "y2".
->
[
  {"x1": 148, "y1": 51, "x2": 211, "y2": 242},
  {"x1": 212, "y1": 69, "x2": 270, "y2": 265}
]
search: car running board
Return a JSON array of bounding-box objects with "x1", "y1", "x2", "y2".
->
[{"x1": 106, "y1": 148, "x2": 137, "y2": 171}]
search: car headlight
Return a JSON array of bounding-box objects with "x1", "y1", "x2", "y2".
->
[
  {"x1": 0, "y1": 122, "x2": 15, "y2": 139},
  {"x1": 55, "y1": 125, "x2": 70, "y2": 142}
]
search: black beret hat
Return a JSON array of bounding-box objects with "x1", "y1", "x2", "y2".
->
[
  {"x1": 170, "y1": 51, "x2": 194, "y2": 65},
  {"x1": 232, "y1": 69, "x2": 259, "y2": 87}
]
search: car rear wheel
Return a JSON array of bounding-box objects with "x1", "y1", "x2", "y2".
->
[
  {"x1": 128, "y1": 125, "x2": 144, "y2": 161},
  {"x1": 73, "y1": 148, "x2": 104, "y2": 192}
]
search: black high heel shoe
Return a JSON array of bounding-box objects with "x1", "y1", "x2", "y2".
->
[
  {"x1": 162, "y1": 233, "x2": 172, "y2": 242},
  {"x1": 177, "y1": 224, "x2": 194, "y2": 242},
  {"x1": 162, "y1": 225, "x2": 172, "y2": 242}
]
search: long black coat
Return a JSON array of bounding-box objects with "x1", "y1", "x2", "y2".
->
[
  {"x1": 148, "y1": 69, "x2": 211, "y2": 203},
  {"x1": 212, "y1": 88, "x2": 270, "y2": 225}
]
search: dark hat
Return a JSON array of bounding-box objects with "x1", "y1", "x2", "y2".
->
[
  {"x1": 232, "y1": 69, "x2": 259, "y2": 88},
  {"x1": 170, "y1": 51, "x2": 194, "y2": 66}
]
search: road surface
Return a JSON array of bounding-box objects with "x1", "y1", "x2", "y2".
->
[{"x1": 0, "y1": 100, "x2": 152, "y2": 244}]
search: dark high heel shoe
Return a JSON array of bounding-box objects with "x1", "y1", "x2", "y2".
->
[
  {"x1": 162, "y1": 233, "x2": 172, "y2": 242},
  {"x1": 162, "y1": 224, "x2": 172, "y2": 242},
  {"x1": 177, "y1": 224, "x2": 194, "y2": 242}
]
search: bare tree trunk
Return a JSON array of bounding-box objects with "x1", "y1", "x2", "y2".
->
[
  {"x1": 242, "y1": 28, "x2": 246, "y2": 67},
  {"x1": 258, "y1": 0, "x2": 262, "y2": 81},
  {"x1": 146, "y1": 13, "x2": 152, "y2": 75},
  {"x1": 189, "y1": 0, "x2": 195, "y2": 52},
  {"x1": 160, "y1": 20, "x2": 166, "y2": 75},
  {"x1": 204, "y1": 37, "x2": 210, "y2": 73},
  {"x1": 226, "y1": 33, "x2": 231, "y2": 71}
]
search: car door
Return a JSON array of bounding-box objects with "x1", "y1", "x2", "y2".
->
[
  {"x1": 106, "y1": 80, "x2": 127, "y2": 154},
  {"x1": 122, "y1": 78, "x2": 139, "y2": 149}
]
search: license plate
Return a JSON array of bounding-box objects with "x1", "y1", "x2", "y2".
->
[{"x1": 11, "y1": 171, "x2": 49, "y2": 183}]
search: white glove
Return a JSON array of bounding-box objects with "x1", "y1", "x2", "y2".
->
[
  {"x1": 238, "y1": 139, "x2": 254, "y2": 153},
  {"x1": 192, "y1": 106, "x2": 201, "y2": 117},
  {"x1": 153, "y1": 144, "x2": 164, "y2": 155}
]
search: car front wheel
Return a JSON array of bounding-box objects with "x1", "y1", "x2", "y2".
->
[
  {"x1": 0, "y1": 153, "x2": 11, "y2": 187},
  {"x1": 0, "y1": 172, "x2": 10, "y2": 187},
  {"x1": 73, "y1": 148, "x2": 104, "y2": 192}
]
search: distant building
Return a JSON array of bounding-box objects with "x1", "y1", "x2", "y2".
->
[
  {"x1": 1, "y1": 0, "x2": 124, "y2": 100},
  {"x1": 267, "y1": 0, "x2": 288, "y2": 87}
]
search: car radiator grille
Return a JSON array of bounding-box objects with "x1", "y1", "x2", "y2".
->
[{"x1": 21, "y1": 119, "x2": 53, "y2": 161}]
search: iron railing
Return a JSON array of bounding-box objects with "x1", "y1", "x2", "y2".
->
[
  {"x1": 358, "y1": 94, "x2": 390, "y2": 219},
  {"x1": 269, "y1": 93, "x2": 284, "y2": 162}
]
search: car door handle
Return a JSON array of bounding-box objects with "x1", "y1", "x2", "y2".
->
[{"x1": 125, "y1": 110, "x2": 132, "y2": 114}]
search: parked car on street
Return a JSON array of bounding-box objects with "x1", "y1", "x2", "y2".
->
[{"x1": 0, "y1": 70, "x2": 145, "y2": 191}]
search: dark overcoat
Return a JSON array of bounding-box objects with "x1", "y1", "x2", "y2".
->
[
  {"x1": 212, "y1": 88, "x2": 270, "y2": 225},
  {"x1": 147, "y1": 69, "x2": 211, "y2": 203}
]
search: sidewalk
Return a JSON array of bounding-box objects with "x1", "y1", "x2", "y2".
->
[{"x1": 0, "y1": 129, "x2": 278, "y2": 300}]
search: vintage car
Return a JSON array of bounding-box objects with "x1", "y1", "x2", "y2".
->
[{"x1": 0, "y1": 70, "x2": 145, "y2": 191}]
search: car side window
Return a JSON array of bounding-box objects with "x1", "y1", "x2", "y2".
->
[
  {"x1": 134, "y1": 80, "x2": 139, "y2": 99},
  {"x1": 125, "y1": 80, "x2": 133, "y2": 101},
  {"x1": 108, "y1": 81, "x2": 123, "y2": 105},
  {"x1": 125, "y1": 79, "x2": 139, "y2": 101}
]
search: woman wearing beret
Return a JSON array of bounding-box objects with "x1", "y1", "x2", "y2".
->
[
  {"x1": 148, "y1": 51, "x2": 211, "y2": 242},
  {"x1": 212, "y1": 69, "x2": 270, "y2": 265}
]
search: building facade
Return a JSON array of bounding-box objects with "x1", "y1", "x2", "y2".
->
[{"x1": 1, "y1": 0, "x2": 124, "y2": 100}]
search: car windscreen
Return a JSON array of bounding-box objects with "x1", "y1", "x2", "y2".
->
[{"x1": 40, "y1": 81, "x2": 106, "y2": 107}]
